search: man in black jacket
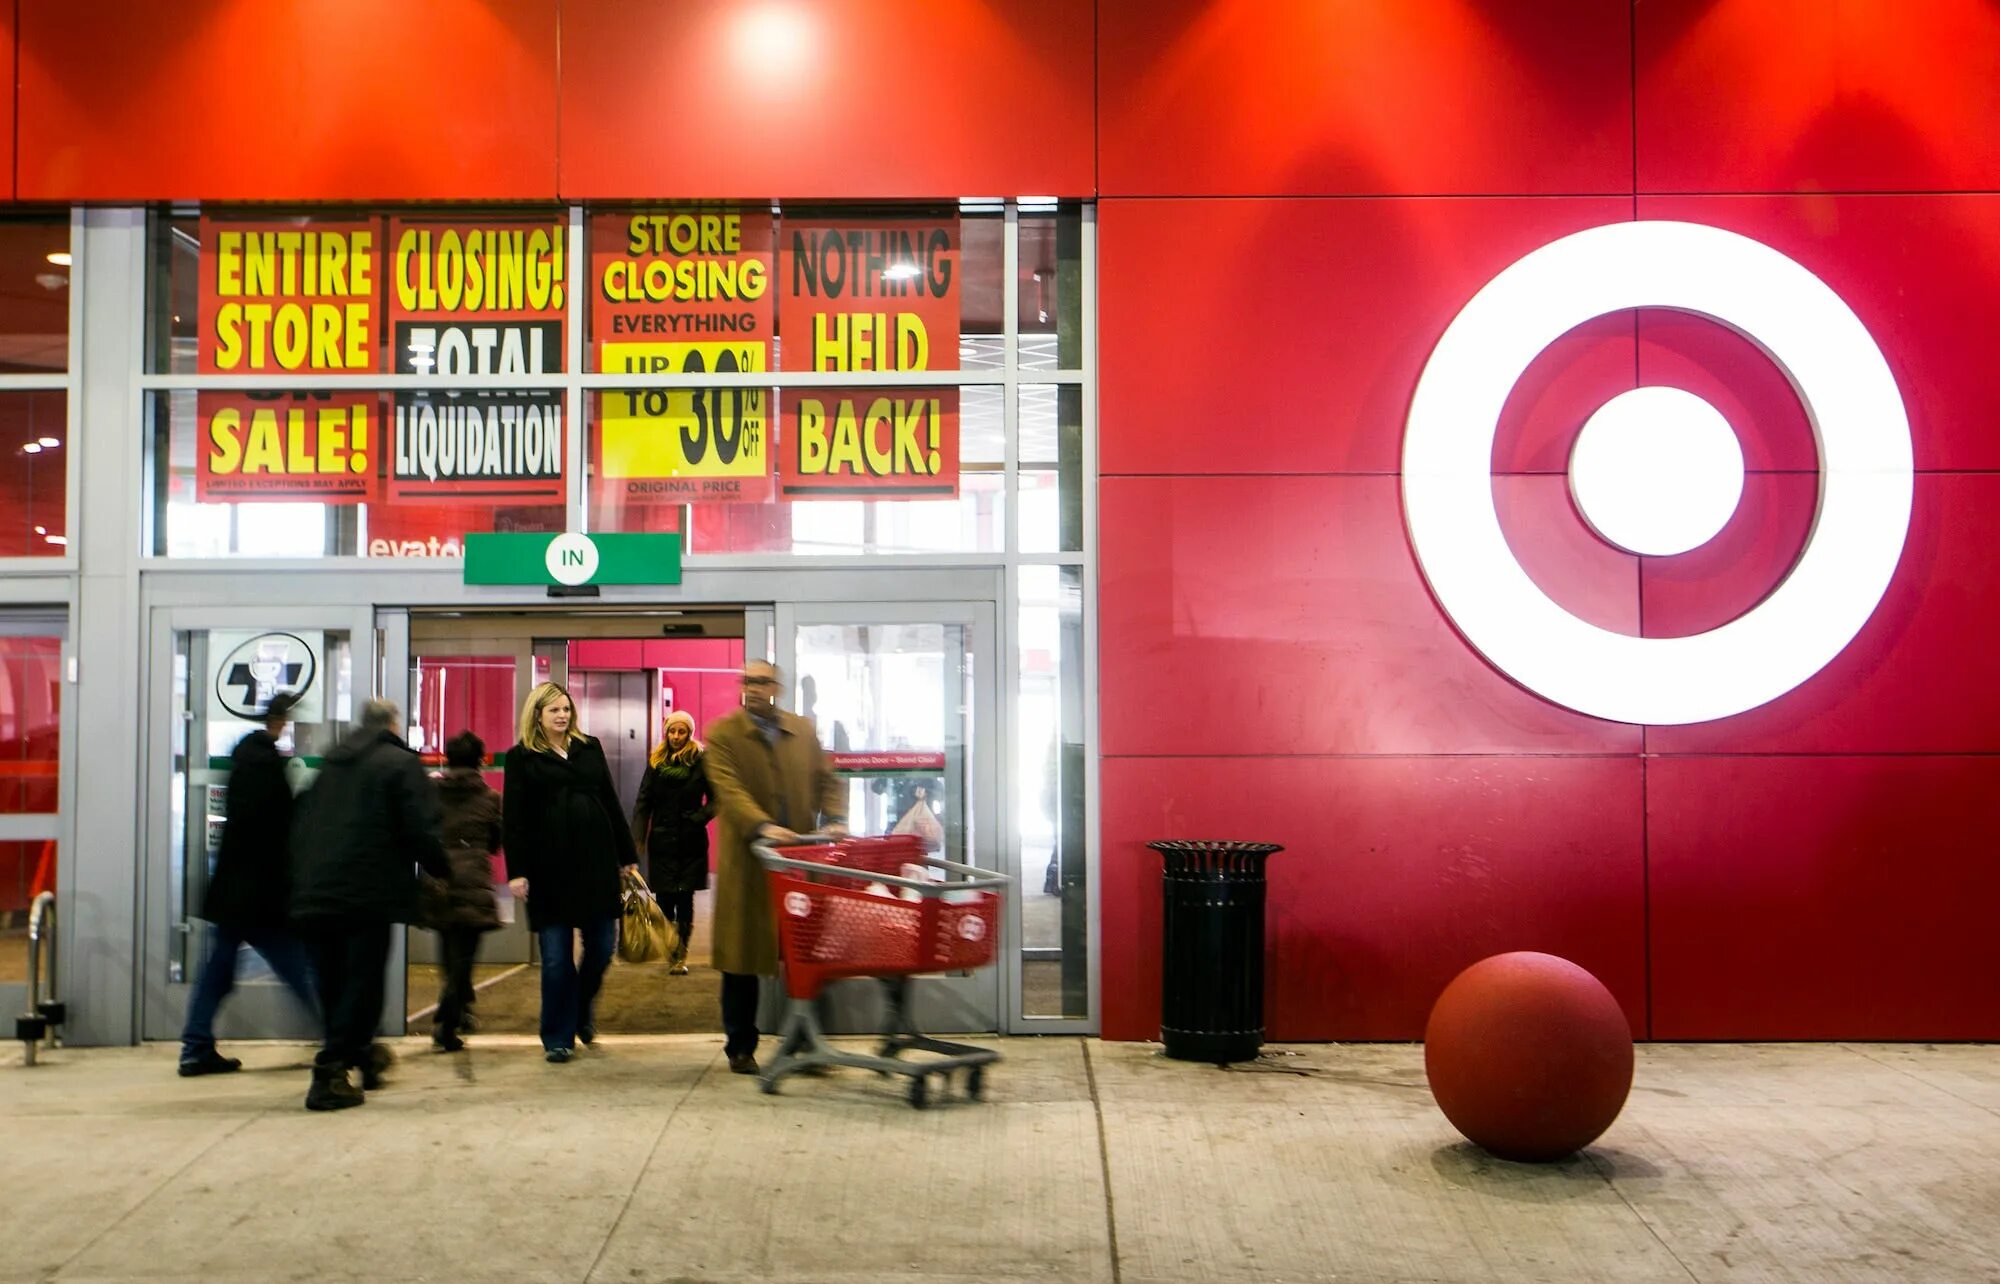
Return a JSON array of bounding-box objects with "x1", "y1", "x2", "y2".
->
[
  {"x1": 290, "y1": 699, "x2": 448, "y2": 1111},
  {"x1": 179, "y1": 691, "x2": 318, "y2": 1077}
]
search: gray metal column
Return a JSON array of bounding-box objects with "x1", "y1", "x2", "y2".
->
[{"x1": 67, "y1": 209, "x2": 147, "y2": 1045}]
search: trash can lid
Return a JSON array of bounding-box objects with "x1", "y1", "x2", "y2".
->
[{"x1": 1146, "y1": 840, "x2": 1283, "y2": 856}]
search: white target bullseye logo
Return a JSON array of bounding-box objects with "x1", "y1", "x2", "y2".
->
[
  {"x1": 783, "y1": 891, "x2": 811, "y2": 919},
  {"x1": 1402, "y1": 221, "x2": 1912, "y2": 726}
]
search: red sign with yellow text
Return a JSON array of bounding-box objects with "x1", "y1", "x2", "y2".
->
[
  {"x1": 777, "y1": 216, "x2": 960, "y2": 498},
  {"x1": 197, "y1": 391, "x2": 381, "y2": 504},
  {"x1": 778, "y1": 390, "x2": 960, "y2": 498},
  {"x1": 198, "y1": 217, "x2": 380, "y2": 374},
  {"x1": 592, "y1": 207, "x2": 774, "y2": 504}
]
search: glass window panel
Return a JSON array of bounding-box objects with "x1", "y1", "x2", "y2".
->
[
  {"x1": 1020, "y1": 564, "x2": 1086, "y2": 1018},
  {"x1": 150, "y1": 208, "x2": 570, "y2": 376},
  {"x1": 1017, "y1": 383, "x2": 1082, "y2": 553},
  {"x1": 170, "y1": 628, "x2": 351, "y2": 981},
  {"x1": 796, "y1": 621, "x2": 971, "y2": 867},
  {"x1": 1018, "y1": 204, "x2": 1083, "y2": 372},
  {"x1": 0, "y1": 216, "x2": 71, "y2": 373},
  {"x1": 587, "y1": 385, "x2": 1004, "y2": 555},
  {"x1": 0, "y1": 635, "x2": 60, "y2": 817},
  {"x1": 0, "y1": 391, "x2": 68, "y2": 556},
  {"x1": 148, "y1": 390, "x2": 564, "y2": 557}
]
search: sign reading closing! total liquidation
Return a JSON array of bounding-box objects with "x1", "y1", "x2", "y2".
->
[
  {"x1": 777, "y1": 216, "x2": 961, "y2": 498},
  {"x1": 387, "y1": 214, "x2": 568, "y2": 504},
  {"x1": 593, "y1": 207, "x2": 774, "y2": 504}
]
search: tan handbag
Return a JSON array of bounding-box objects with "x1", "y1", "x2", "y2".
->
[{"x1": 617, "y1": 866, "x2": 679, "y2": 964}]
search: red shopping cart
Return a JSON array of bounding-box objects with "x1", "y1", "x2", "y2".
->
[{"x1": 756, "y1": 834, "x2": 1010, "y2": 1108}]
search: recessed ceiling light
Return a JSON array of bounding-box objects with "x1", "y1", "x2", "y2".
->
[{"x1": 45, "y1": 251, "x2": 70, "y2": 267}]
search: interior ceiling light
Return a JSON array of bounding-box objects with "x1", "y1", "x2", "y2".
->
[{"x1": 44, "y1": 251, "x2": 71, "y2": 267}]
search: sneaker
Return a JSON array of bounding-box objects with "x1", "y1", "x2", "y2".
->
[
  {"x1": 546, "y1": 1047, "x2": 574, "y2": 1064},
  {"x1": 178, "y1": 1049, "x2": 242, "y2": 1077},
  {"x1": 726, "y1": 1052, "x2": 759, "y2": 1075},
  {"x1": 577, "y1": 1022, "x2": 596, "y2": 1046},
  {"x1": 360, "y1": 1043, "x2": 395, "y2": 1090},
  {"x1": 305, "y1": 1065, "x2": 364, "y2": 1111},
  {"x1": 668, "y1": 962, "x2": 690, "y2": 977},
  {"x1": 432, "y1": 1031, "x2": 465, "y2": 1054}
]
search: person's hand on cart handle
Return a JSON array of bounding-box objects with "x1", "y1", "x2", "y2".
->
[
  {"x1": 823, "y1": 821, "x2": 849, "y2": 839},
  {"x1": 508, "y1": 877, "x2": 528, "y2": 900},
  {"x1": 760, "y1": 823, "x2": 802, "y2": 844}
]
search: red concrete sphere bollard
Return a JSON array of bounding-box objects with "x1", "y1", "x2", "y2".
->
[{"x1": 1423, "y1": 951, "x2": 1635, "y2": 1162}]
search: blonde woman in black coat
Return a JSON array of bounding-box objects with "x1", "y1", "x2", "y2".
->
[{"x1": 503, "y1": 682, "x2": 638, "y2": 1063}]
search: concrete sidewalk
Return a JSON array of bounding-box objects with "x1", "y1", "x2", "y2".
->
[{"x1": 2, "y1": 1037, "x2": 1995, "y2": 1282}]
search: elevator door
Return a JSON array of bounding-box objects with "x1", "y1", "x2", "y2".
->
[{"x1": 572, "y1": 671, "x2": 652, "y2": 817}]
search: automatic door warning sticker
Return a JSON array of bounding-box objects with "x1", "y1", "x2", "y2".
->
[{"x1": 784, "y1": 891, "x2": 812, "y2": 918}]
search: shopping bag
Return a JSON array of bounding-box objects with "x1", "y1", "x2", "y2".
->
[
  {"x1": 618, "y1": 866, "x2": 679, "y2": 963},
  {"x1": 891, "y1": 799, "x2": 945, "y2": 852}
]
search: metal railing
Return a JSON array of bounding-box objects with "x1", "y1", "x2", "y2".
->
[{"x1": 15, "y1": 892, "x2": 63, "y2": 1066}]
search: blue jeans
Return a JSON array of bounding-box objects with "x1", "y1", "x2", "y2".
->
[
  {"x1": 180, "y1": 923, "x2": 317, "y2": 1058},
  {"x1": 537, "y1": 917, "x2": 617, "y2": 1052}
]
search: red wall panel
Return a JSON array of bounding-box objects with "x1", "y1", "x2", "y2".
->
[
  {"x1": 1648, "y1": 756, "x2": 2000, "y2": 1039},
  {"x1": 1637, "y1": 0, "x2": 2000, "y2": 194},
  {"x1": 1638, "y1": 194, "x2": 2000, "y2": 473},
  {"x1": 1099, "y1": 0, "x2": 1632, "y2": 197},
  {"x1": 0, "y1": 1, "x2": 16, "y2": 201},
  {"x1": 1099, "y1": 197, "x2": 1634, "y2": 477},
  {"x1": 1099, "y1": 474, "x2": 1641, "y2": 758},
  {"x1": 1643, "y1": 474, "x2": 2000, "y2": 756},
  {"x1": 16, "y1": 0, "x2": 560, "y2": 201},
  {"x1": 559, "y1": 0, "x2": 1093, "y2": 199},
  {"x1": 1101, "y1": 755, "x2": 1646, "y2": 1042}
]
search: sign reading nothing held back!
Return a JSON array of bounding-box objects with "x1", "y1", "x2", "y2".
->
[
  {"x1": 387, "y1": 215, "x2": 568, "y2": 503},
  {"x1": 592, "y1": 207, "x2": 774, "y2": 504},
  {"x1": 777, "y1": 216, "x2": 962, "y2": 498}
]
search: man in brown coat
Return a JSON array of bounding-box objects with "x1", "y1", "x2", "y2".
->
[{"x1": 703, "y1": 658, "x2": 846, "y2": 1074}]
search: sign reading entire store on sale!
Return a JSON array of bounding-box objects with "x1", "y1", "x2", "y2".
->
[
  {"x1": 777, "y1": 215, "x2": 961, "y2": 498},
  {"x1": 592, "y1": 207, "x2": 774, "y2": 504},
  {"x1": 386, "y1": 214, "x2": 568, "y2": 504},
  {"x1": 196, "y1": 217, "x2": 382, "y2": 503}
]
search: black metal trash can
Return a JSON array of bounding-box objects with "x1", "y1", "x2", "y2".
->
[{"x1": 1148, "y1": 840, "x2": 1283, "y2": 1063}]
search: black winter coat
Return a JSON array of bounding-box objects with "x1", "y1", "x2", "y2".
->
[
  {"x1": 422, "y1": 767, "x2": 503, "y2": 931},
  {"x1": 631, "y1": 752, "x2": 713, "y2": 893},
  {"x1": 290, "y1": 728, "x2": 449, "y2": 925},
  {"x1": 502, "y1": 735, "x2": 636, "y2": 931},
  {"x1": 201, "y1": 729, "x2": 294, "y2": 931}
]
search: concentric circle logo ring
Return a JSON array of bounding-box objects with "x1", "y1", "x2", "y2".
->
[{"x1": 1402, "y1": 221, "x2": 1912, "y2": 726}]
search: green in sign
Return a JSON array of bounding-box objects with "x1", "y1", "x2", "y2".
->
[{"x1": 463, "y1": 533, "x2": 683, "y2": 586}]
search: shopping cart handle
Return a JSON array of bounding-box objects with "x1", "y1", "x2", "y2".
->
[{"x1": 752, "y1": 839, "x2": 1012, "y2": 893}]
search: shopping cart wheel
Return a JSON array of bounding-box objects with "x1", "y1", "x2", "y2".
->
[
  {"x1": 967, "y1": 1067, "x2": 985, "y2": 1100},
  {"x1": 908, "y1": 1075, "x2": 929, "y2": 1109}
]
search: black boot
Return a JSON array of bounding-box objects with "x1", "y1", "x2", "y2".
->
[
  {"x1": 305, "y1": 1064, "x2": 364, "y2": 1111},
  {"x1": 360, "y1": 1043, "x2": 395, "y2": 1090}
]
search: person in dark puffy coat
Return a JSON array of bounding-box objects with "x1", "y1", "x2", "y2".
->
[
  {"x1": 178, "y1": 690, "x2": 317, "y2": 1077},
  {"x1": 503, "y1": 681, "x2": 638, "y2": 1063},
  {"x1": 423, "y1": 731, "x2": 502, "y2": 1052},
  {"x1": 631, "y1": 709, "x2": 713, "y2": 976},
  {"x1": 290, "y1": 700, "x2": 448, "y2": 1111}
]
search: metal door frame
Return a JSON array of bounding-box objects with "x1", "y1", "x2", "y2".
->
[
  {"x1": 140, "y1": 603, "x2": 380, "y2": 1040},
  {"x1": 777, "y1": 598, "x2": 1006, "y2": 1033},
  {"x1": 0, "y1": 609, "x2": 72, "y2": 1024}
]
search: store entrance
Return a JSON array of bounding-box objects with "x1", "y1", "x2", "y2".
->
[{"x1": 403, "y1": 608, "x2": 753, "y2": 1042}]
